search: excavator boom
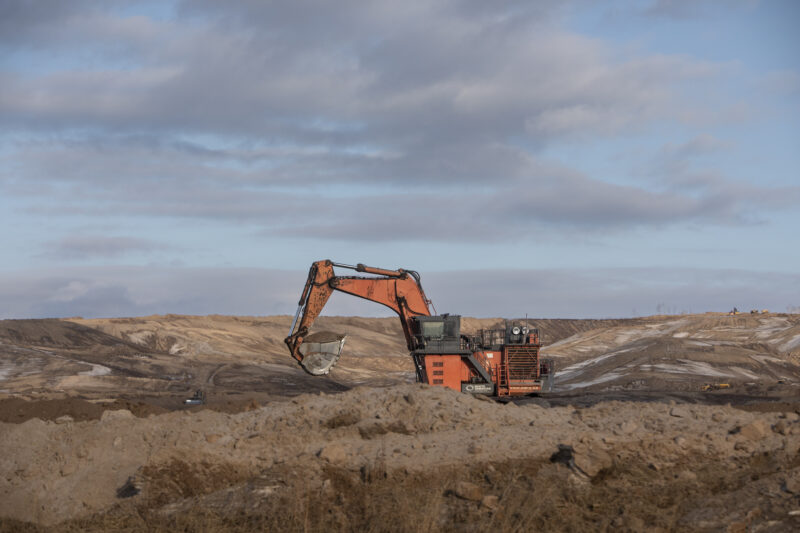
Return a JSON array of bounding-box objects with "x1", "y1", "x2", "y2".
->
[{"x1": 285, "y1": 260, "x2": 432, "y2": 375}]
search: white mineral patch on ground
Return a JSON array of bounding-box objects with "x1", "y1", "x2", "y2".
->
[
  {"x1": 125, "y1": 331, "x2": 153, "y2": 345},
  {"x1": 0, "y1": 363, "x2": 13, "y2": 381},
  {"x1": 555, "y1": 351, "x2": 623, "y2": 379},
  {"x1": 755, "y1": 317, "x2": 791, "y2": 332},
  {"x1": 726, "y1": 367, "x2": 761, "y2": 380},
  {"x1": 780, "y1": 334, "x2": 800, "y2": 352},
  {"x1": 79, "y1": 363, "x2": 111, "y2": 377},
  {"x1": 640, "y1": 361, "x2": 731, "y2": 378},
  {"x1": 687, "y1": 340, "x2": 713, "y2": 347},
  {"x1": 751, "y1": 354, "x2": 787, "y2": 364},
  {"x1": 168, "y1": 343, "x2": 186, "y2": 355}
]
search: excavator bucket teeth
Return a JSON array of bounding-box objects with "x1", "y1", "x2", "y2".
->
[{"x1": 299, "y1": 331, "x2": 346, "y2": 376}]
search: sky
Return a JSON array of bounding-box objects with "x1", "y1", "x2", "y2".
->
[{"x1": 1, "y1": 0, "x2": 798, "y2": 319}]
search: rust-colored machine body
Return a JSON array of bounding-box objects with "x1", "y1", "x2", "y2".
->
[{"x1": 285, "y1": 260, "x2": 553, "y2": 396}]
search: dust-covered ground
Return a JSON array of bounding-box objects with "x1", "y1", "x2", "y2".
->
[{"x1": 1, "y1": 313, "x2": 800, "y2": 531}]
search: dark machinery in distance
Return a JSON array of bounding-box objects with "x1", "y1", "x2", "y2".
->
[
  {"x1": 285, "y1": 260, "x2": 554, "y2": 396},
  {"x1": 183, "y1": 389, "x2": 206, "y2": 405}
]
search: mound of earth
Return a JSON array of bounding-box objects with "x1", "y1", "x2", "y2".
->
[{"x1": 1, "y1": 383, "x2": 799, "y2": 531}]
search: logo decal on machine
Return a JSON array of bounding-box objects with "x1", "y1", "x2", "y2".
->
[{"x1": 462, "y1": 383, "x2": 494, "y2": 394}]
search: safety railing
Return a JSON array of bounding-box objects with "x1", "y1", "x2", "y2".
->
[
  {"x1": 472, "y1": 350, "x2": 494, "y2": 377},
  {"x1": 505, "y1": 346, "x2": 540, "y2": 383}
]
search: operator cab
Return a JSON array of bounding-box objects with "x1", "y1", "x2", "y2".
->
[{"x1": 410, "y1": 314, "x2": 463, "y2": 353}]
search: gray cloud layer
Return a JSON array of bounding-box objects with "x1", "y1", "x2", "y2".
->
[
  {"x1": 1, "y1": 266, "x2": 797, "y2": 320},
  {"x1": 2, "y1": 0, "x2": 792, "y2": 244},
  {"x1": 41, "y1": 235, "x2": 166, "y2": 260}
]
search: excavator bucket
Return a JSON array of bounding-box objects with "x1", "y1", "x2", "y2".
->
[{"x1": 299, "y1": 331, "x2": 347, "y2": 375}]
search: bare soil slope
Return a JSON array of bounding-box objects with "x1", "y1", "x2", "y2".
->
[
  {"x1": 1, "y1": 384, "x2": 799, "y2": 531},
  {"x1": 2, "y1": 313, "x2": 799, "y2": 417},
  {"x1": 544, "y1": 313, "x2": 800, "y2": 393}
]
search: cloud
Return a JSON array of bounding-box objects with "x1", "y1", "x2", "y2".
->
[
  {"x1": 34, "y1": 284, "x2": 145, "y2": 319},
  {"x1": 3, "y1": 141, "x2": 789, "y2": 245},
  {"x1": 0, "y1": 0, "x2": 101, "y2": 46},
  {"x1": 41, "y1": 235, "x2": 166, "y2": 260},
  {"x1": 659, "y1": 134, "x2": 731, "y2": 160},
  {"x1": 0, "y1": 0, "x2": 794, "y2": 252},
  {"x1": 0, "y1": 265, "x2": 797, "y2": 320},
  {"x1": 758, "y1": 69, "x2": 800, "y2": 96},
  {"x1": 5, "y1": 131, "x2": 790, "y2": 242},
  {"x1": 426, "y1": 267, "x2": 799, "y2": 318},
  {"x1": 643, "y1": 0, "x2": 757, "y2": 20},
  {"x1": 645, "y1": 134, "x2": 800, "y2": 222},
  {"x1": 0, "y1": 266, "x2": 300, "y2": 319},
  {"x1": 0, "y1": 1, "x2": 722, "y2": 145}
]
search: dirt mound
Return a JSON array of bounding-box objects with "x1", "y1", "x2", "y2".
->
[
  {"x1": 12, "y1": 453, "x2": 799, "y2": 532},
  {"x1": 1, "y1": 383, "x2": 800, "y2": 530},
  {"x1": 139, "y1": 459, "x2": 250, "y2": 508}
]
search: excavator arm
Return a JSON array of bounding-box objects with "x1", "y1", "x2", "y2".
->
[{"x1": 285, "y1": 260, "x2": 432, "y2": 375}]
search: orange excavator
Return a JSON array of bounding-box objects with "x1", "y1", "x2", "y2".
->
[{"x1": 285, "y1": 260, "x2": 554, "y2": 396}]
